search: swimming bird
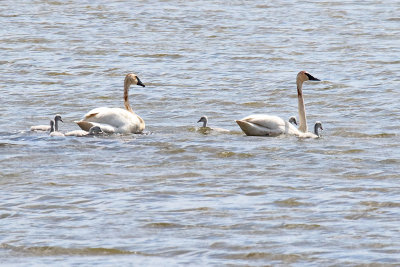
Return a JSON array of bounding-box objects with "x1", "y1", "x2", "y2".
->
[
  {"x1": 236, "y1": 71, "x2": 320, "y2": 136},
  {"x1": 289, "y1": 116, "x2": 297, "y2": 126},
  {"x1": 31, "y1": 114, "x2": 63, "y2": 131},
  {"x1": 197, "y1": 116, "x2": 229, "y2": 133},
  {"x1": 75, "y1": 73, "x2": 146, "y2": 134},
  {"x1": 65, "y1": 126, "x2": 103, "y2": 137},
  {"x1": 49, "y1": 120, "x2": 64, "y2": 137},
  {"x1": 298, "y1": 121, "x2": 323, "y2": 138}
]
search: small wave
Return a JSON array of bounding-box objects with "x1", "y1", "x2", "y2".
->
[
  {"x1": 0, "y1": 243, "x2": 143, "y2": 256},
  {"x1": 333, "y1": 131, "x2": 396, "y2": 138},
  {"x1": 222, "y1": 251, "x2": 302, "y2": 262},
  {"x1": 241, "y1": 102, "x2": 267, "y2": 108},
  {"x1": 144, "y1": 222, "x2": 184, "y2": 229},
  {"x1": 280, "y1": 223, "x2": 322, "y2": 230},
  {"x1": 136, "y1": 53, "x2": 183, "y2": 59},
  {"x1": 216, "y1": 151, "x2": 253, "y2": 158},
  {"x1": 274, "y1": 198, "x2": 311, "y2": 207}
]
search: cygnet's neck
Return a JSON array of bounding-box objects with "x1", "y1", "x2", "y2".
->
[
  {"x1": 54, "y1": 119, "x2": 60, "y2": 131},
  {"x1": 314, "y1": 124, "x2": 320, "y2": 137},
  {"x1": 50, "y1": 120, "x2": 55, "y2": 133},
  {"x1": 201, "y1": 120, "x2": 208, "y2": 128}
]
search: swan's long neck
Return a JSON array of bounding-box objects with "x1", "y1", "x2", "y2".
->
[
  {"x1": 297, "y1": 80, "x2": 308, "y2": 133},
  {"x1": 124, "y1": 79, "x2": 133, "y2": 113},
  {"x1": 202, "y1": 120, "x2": 207, "y2": 128}
]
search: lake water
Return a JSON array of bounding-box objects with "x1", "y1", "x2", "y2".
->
[{"x1": 1, "y1": 0, "x2": 400, "y2": 265}]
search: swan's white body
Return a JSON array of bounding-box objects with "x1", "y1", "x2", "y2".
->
[
  {"x1": 65, "y1": 126, "x2": 103, "y2": 137},
  {"x1": 76, "y1": 108, "x2": 142, "y2": 134},
  {"x1": 197, "y1": 116, "x2": 230, "y2": 133},
  {"x1": 75, "y1": 74, "x2": 145, "y2": 134},
  {"x1": 236, "y1": 71, "x2": 320, "y2": 137},
  {"x1": 31, "y1": 115, "x2": 63, "y2": 131}
]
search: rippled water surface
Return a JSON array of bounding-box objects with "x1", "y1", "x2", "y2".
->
[{"x1": 1, "y1": 0, "x2": 400, "y2": 265}]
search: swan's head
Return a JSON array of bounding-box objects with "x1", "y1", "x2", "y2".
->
[
  {"x1": 297, "y1": 71, "x2": 320, "y2": 83},
  {"x1": 289, "y1": 116, "x2": 297, "y2": 125},
  {"x1": 88, "y1": 126, "x2": 103, "y2": 135},
  {"x1": 54, "y1": 114, "x2": 63, "y2": 123},
  {"x1": 125, "y1": 73, "x2": 145, "y2": 87},
  {"x1": 314, "y1": 121, "x2": 323, "y2": 136}
]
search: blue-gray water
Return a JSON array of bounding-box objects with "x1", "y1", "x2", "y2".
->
[{"x1": 1, "y1": 0, "x2": 400, "y2": 266}]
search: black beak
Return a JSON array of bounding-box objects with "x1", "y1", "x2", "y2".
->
[
  {"x1": 60, "y1": 119, "x2": 63, "y2": 123},
  {"x1": 137, "y1": 77, "x2": 145, "y2": 87},
  {"x1": 197, "y1": 119, "x2": 201, "y2": 123},
  {"x1": 305, "y1": 73, "x2": 320, "y2": 81}
]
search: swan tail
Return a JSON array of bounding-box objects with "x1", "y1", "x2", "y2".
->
[
  {"x1": 75, "y1": 121, "x2": 94, "y2": 131},
  {"x1": 235, "y1": 120, "x2": 271, "y2": 136}
]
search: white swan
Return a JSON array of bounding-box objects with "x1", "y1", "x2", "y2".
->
[
  {"x1": 49, "y1": 120, "x2": 64, "y2": 137},
  {"x1": 236, "y1": 71, "x2": 320, "y2": 136},
  {"x1": 31, "y1": 115, "x2": 63, "y2": 131},
  {"x1": 197, "y1": 116, "x2": 230, "y2": 133},
  {"x1": 65, "y1": 126, "x2": 103, "y2": 137},
  {"x1": 75, "y1": 73, "x2": 146, "y2": 134}
]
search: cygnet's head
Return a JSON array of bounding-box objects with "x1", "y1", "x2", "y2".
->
[
  {"x1": 125, "y1": 73, "x2": 145, "y2": 87},
  {"x1": 314, "y1": 121, "x2": 323, "y2": 136},
  {"x1": 297, "y1": 71, "x2": 320, "y2": 83},
  {"x1": 197, "y1": 116, "x2": 208, "y2": 123},
  {"x1": 289, "y1": 116, "x2": 297, "y2": 125},
  {"x1": 88, "y1": 126, "x2": 103, "y2": 135},
  {"x1": 54, "y1": 114, "x2": 63, "y2": 123},
  {"x1": 315, "y1": 121, "x2": 323, "y2": 130},
  {"x1": 197, "y1": 116, "x2": 208, "y2": 127}
]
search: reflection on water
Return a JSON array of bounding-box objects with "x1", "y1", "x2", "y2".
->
[{"x1": 1, "y1": 0, "x2": 400, "y2": 265}]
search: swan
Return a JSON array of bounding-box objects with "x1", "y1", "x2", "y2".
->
[
  {"x1": 65, "y1": 126, "x2": 103, "y2": 137},
  {"x1": 75, "y1": 73, "x2": 146, "y2": 134},
  {"x1": 49, "y1": 120, "x2": 65, "y2": 137},
  {"x1": 298, "y1": 121, "x2": 323, "y2": 138},
  {"x1": 288, "y1": 116, "x2": 323, "y2": 138},
  {"x1": 31, "y1": 115, "x2": 63, "y2": 131},
  {"x1": 197, "y1": 116, "x2": 230, "y2": 133},
  {"x1": 236, "y1": 71, "x2": 320, "y2": 136}
]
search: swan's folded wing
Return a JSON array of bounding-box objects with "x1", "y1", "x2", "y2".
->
[
  {"x1": 75, "y1": 121, "x2": 115, "y2": 134},
  {"x1": 241, "y1": 115, "x2": 285, "y2": 128},
  {"x1": 236, "y1": 120, "x2": 282, "y2": 136}
]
